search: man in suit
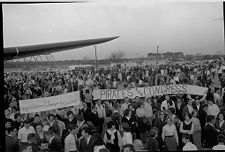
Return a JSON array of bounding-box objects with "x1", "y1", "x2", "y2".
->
[
  {"x1": 204, "y1": 115, "x2": 219, "y2": 148},
  {"x1": 5, "y1": 126, "x2": 20, "y2": 152},
  {"x1": 45, "y1": 130, "x2": 63, "y2": 152},
  {"x1": 78, "y1": 126, "x2": 95, "y2": 152}
]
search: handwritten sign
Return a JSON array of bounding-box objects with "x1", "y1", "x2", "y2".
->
[
  {"x1": 92, "y1": 84, "x2": 208, "y2": 100},
  {"x1": 19, "y1": 91, "x2": 80, "y2": 114}
]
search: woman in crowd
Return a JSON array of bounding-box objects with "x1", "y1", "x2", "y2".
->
[
  {"x1": 215, "y1": 112, "x2": 225, "y2": 135},
  {"x1": 103, "y1": 121, "x2": 122, "y2": 152},
  {"x1": 179, "y1": 112, "x2": 194, "y2": 145},
  {"x1": 162, "y1": 116, "x2": 179, "y2": 151}
]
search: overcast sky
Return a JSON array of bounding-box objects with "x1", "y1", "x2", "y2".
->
[{"x1": 3, "y1": 0, "x2": 224, "y2": 61}]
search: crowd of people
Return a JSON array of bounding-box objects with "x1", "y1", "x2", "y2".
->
[{"x1": 4, "y1": 58, "x2": 225, "y2": 152}]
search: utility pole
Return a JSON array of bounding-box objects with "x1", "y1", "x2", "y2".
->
[
  {"x1": 94, "y1": 46, "x2": 97, "y2": 69},
  {"x1": 156, "y1": 46, "x2": 159, "y2": 65}
]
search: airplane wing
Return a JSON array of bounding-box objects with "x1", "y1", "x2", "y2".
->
[{"x1": 4, "y1": 36, "x2": 119, "y2": 60}]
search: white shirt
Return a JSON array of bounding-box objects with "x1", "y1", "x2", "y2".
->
[
  {"x1": 212, "y1": 144, "x2": 225, "y2": 150},
  {"x1": 161, "y1": 100, "x2": 175, "y2": 111},
  {"x1": 207, "y1": 104, "x2": 220, "y2": 117},
  {"x1": 162, "y1": 124, "x2": 179, "y2": 143},
  {"x1": 183, "y1": 142, "x2": 198, "y2": 151},
  {"x1": 122, "y1": 132, "x2": 133, "y2": 145},
  {"x1": 18, "y1": 126, "x2": 36, "y2": 142},
  {"x1": 64, "y1": 133, "x2": 77, "y2": 152}
]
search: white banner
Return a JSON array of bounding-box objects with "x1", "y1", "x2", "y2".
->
[
  {"x1": 19, "y1": 91, "x2": 80, "y2": 114},
  {"x1": 92, "y1": 84, "x2": 208, "y2": 100}
]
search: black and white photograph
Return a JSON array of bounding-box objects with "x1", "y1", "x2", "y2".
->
[{"x1": 3, "y1": 0, "x2": 225, "y2": 152}]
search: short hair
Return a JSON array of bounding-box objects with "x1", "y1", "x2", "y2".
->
[
  {"x1": 202, "y1": 103, "x2": 208, "y2": 109},
  {"x1": 67, "y1": 123, "x2": 78, "y2": 131},
  {"x1": 123, "y1": 109, "x2": 130, "y2": 117},
  {"x1": 122, "y1": 123, "x2": 130, "y2": 132},
  {"x1": 217, "y1": 134, "x2": 225, "y2": 143},
  {"x1": 149, "y1": 129, "x2": 157, "y2": 137},
  {"x1": 217, "y1": 112, "x2": 225, "y2": 120},
  {"x1": 48, "y1": 114, "x2": 55, "y2": 119},
  {"x1": 107, "y1": 121, "x2": 115, "y2": 129},
  {"x1": 81, "y1": 126, "x2": 92, "y2": 135},
  {"x1": 66, "y1": 111, "x2": 73, "y2": 117},
  {"x1": 122, "y1": 144, "x2": 135, "y2": 152},
  {"x1": 151, "y1": 127, "x2": 159, "y2": 133},
  {"x1": 49, "y1": 125, "x2": 59, "y2": 134},
  {"x1": 24, "y1": 118, "x2": 31, "y2": 124},
  {"x1": 184, "y1": 112, "x2": 192, "y2": 119},
  {"x1": 77, "y1": 114, "x2": 84, "y2": 121},
  {"x1": 166, "y1": 115, "x2": 172, "y2": 121},
  {"x1": 182, "y1": 133, "x2": 191, "y2": 141},
  {"x1": 106, "y1": 110, "x2": 112, "y2": 117},
  {"x1": 206, "y1": 115, "x2": 215, "y2": 123}
]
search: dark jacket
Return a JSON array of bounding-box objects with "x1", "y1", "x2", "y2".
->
[
  {"x1": 49, "y1": 137, "x2": 63, "y2": 152},
  {"x1": 215, "y1": 120, "x2": 225, "y2": 134},
  {"x1": 147, "y1": 136, "x2": 159, "y2": 152},
  {"x1": 79, "y1": 107, "x2": 91, "y2": 122},
  {"x1": 78, "y1": 136, "x2": 95, "y2": 152},
  {"x1": 203, "y1": 124, "x2": 218, "y2": 148},
  {"x1": 122, "y1": 115, "x2": 137, "y2": 133},
  {"x1": 86, "y1": 111, "x2": 101, "y2": 128},
  {"x1": 5, "y1": 135, "x2": 20, "y2": 152}
]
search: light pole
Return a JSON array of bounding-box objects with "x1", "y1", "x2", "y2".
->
[
  {"x1": 94, "y1": 46, "x2": 97, "y2": 69},
  {"x1": 156, "y1": 46, "x2": 159, "y2": 65}
]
